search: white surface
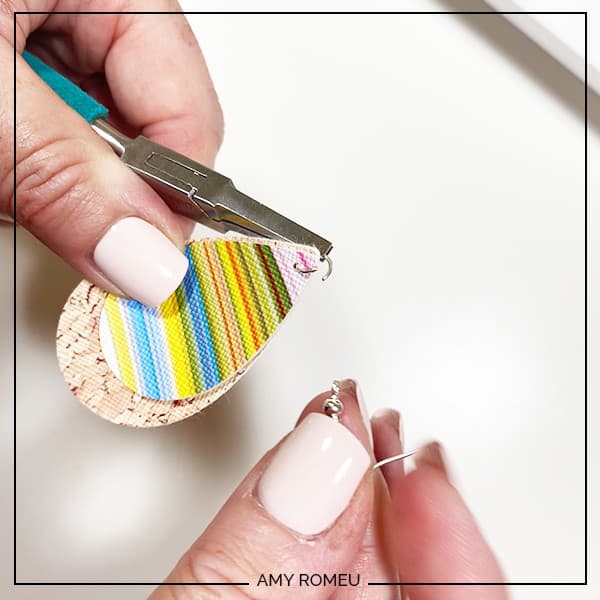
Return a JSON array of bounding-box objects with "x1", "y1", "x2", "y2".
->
[
  {"x1": 486, "y1": 0, "x2": 600, "y2": 92},
  {"x1": 1, "y1": 3, "x2": 597, "y2": 599}
]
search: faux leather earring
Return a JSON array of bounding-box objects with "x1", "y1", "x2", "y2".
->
[
  {"x1": 57, "y1": 237, "x2": 321, "y2": 427},
  {"x1": 21, "y1": 52, "x2": 333, "y2": 428}
]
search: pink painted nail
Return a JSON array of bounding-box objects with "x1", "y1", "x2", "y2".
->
[
  {"x1": 415, "y1": 442, "x2": 450, "y2": 481},
  {"x1": 258, "y1": 413, "x2": 370, "y2": 536},
  {"x1": 349, "y1": 379, "x2": 373, "y2": 448},
  {"x1": 93, "y1": 217, "x2": 188, "y2": 307},
  {"x1": 372, "y1": 408, "x2": 403, "y2": 444}
]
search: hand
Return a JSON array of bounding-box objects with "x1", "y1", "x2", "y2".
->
[
  {"x1": 1, "y1": 1, "x2": 224, "y2": 306},
  {"x1": 150, "y1": 380, "x2": 508, "y2": 599}
]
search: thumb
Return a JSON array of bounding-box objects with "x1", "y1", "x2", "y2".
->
[
  {"x1": 3, "y1": 47, "x2": 189, "y2": 306},
  {"x1": 150, "y1": 380, "x2": 373, "y2": 598}
]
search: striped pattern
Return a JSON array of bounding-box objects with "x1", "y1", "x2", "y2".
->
[{"x1": 99, "y1": 239, "x2": 318, "y2": 400}]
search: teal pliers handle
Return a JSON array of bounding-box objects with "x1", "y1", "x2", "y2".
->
[{"x1": 23, "y1": 51, "x2": 108, "y2": 123}]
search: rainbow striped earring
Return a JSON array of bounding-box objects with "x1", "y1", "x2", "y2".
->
[{"x1": 57, "y1": 237, "x2": 321, "y2": 427}]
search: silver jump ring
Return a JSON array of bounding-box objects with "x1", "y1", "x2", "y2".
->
[
  {"x1": 320, "y1": 254, "x2": 333, "y2": 281},
  {"x1": 293, "y1": 254, "x2": 333, "y2": 282},
  {"x1": 293, "y1": 262, "x2": 318, "y2": 274}
]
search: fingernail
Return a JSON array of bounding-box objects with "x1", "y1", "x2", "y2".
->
[
  {"x1": 373, "y1": 408, "x2": 403, "y2": 439},
  {"x1": 338, "y1": 379, "x2": 372, "y2": 448},
  {"x1": 415, "y1": 442, "x2": 450, "y2": 480},
  {"x1": 93, "y1": 217, "x2": 189, "y2": 307},
  {"x1": 258, "y1": 412, "x2": 371, "y2": 536},
  {"x1": 371, "y1": 408, "x2": 405, "y2": 480},
  {"x1": 351, "y1": 379, "x2": 373, "y2": 447},
  {"x1": 372, "y1": 408, "x2": 398, "y2": 426}
]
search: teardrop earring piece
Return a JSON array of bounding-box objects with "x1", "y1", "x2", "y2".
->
[{"x1": 57, "y1": 237, "x2": 321, "y2": 427}]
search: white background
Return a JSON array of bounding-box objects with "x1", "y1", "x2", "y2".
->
[{"x1": 1, "y1": 1, "x2": 598, "y2": 599}]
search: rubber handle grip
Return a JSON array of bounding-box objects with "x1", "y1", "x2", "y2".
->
[{"x1": 22, "y1": 51, "x2": 108, "y2": 123}]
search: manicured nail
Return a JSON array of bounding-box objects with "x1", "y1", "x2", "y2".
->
[
  {"x1": 371, "y1": 408, "x2": 405, "y2": 480},
  {"x1": 258, "y1": 412, "x2": 370, "y2": 536},
  {"x1": 372, "y1": 408, "x2": 403, "y2": 443},
  {"x1": 372, "y1": 407, "x2": 398, "y2": 426},
  {"x1": 349, "y1": 379, "x2": 373, "y2": 447},
  {"x1": 415, "y1": 442, "x2": 450, "y2": 480},
  {"x1": 93, "y1": 217, "x2": 188, "y2": 307}
]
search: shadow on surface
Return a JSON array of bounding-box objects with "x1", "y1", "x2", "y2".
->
[
  {"x1": 439, "y1": 0, "x2": 599, "y2": 131},
  {"x1": 17, "y1": 229, "x2": 80, "y2": 344}
]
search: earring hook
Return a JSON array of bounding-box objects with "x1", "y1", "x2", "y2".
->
[
  {"x1": 372, "y1": 448, "x2": 422, "y2": 470},
  {"x1": 321, "y1": 380, "x2": 423, "y2": 469}
]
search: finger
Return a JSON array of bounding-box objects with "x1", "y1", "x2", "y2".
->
[
  {"x1": 384, "y1": 442, "x2": 508, "y2": 600},
  {"x1": 28, "y1": 1, "x2": 224, "y2": 167},
  {"x1": 27, "y1": 3, "x2": 223, "y2": 241},
  {"x1": 369, "y1": 409, "x2": 406, "y2": 600},
  {"x1": 151, "y1": 380, "x2": 373, "y2": 599},
  {"x1": 106, "y1": 4, "x2": 224, "y2": 167},
  {"x1": 327, "y1": 386, "x2": 398, "y2": 600},
  {"x1": 334, "y1": 473, "x2": 399, "y2": 600},
  {"x1": 372, "y1": 408, "x2": 405, "y2": 485},
  {"x1": 3, "y1": 46, "x2": 189, "y2": 306}
]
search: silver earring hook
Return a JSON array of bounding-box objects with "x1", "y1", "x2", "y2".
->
[
  {"x1": 322, "y1": 381, "x2": 423, "y2": 470},
  {"x1": 372, "y1": 448, "x2": 422, "y2": 470},
  {"x1": 322, "y1": 380, "x2": 343, "y2": 421}
]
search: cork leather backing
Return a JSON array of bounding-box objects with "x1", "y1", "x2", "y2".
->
[{"x1": 56, "y1": 237, "x2": 319, "y2": 427}]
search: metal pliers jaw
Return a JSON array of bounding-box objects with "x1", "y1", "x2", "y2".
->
[
  {"x1": 92, "y1": 119, "x2": 333, "y2": 278},
  {"x1": 21, "y1": 50, "x2": 333, "y2": 276}
]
